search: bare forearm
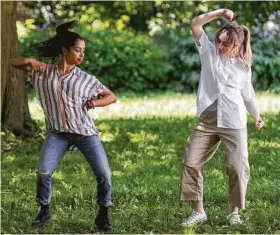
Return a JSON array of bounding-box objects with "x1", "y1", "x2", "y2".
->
[
  {"x1": 93, "y1": 94, "x2": 117, "y2": 108},
  {"x1": 191, "y1": 9, "x2": 233, "y2": 41},
  {"x1": 192, "y1": 9, "x2": 224, "y2": 28},
  {"x1": 10, "y1": 57, "x2": 32, "y2": 70},
  {"x1": 10, "y1": 57, "x2": 46, "y2": 72}
]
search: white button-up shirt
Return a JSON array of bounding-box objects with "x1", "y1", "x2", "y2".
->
[{"x1": 195, "y1": 30, "x2": 256, "y2": 129}]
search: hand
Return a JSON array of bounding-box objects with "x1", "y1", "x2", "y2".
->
[
  {"x1": 29, "y1": 59, "x2": 46, "y2": 72},
  {"x1": 220, "y1": 9, "x2": 234, "y2": 22},
  {"x1": 254, "y1": 117, "x2": 264, "y2": 130},
  {"x1": 86, "y1": 100, "x2": 95, "y2": 110}
]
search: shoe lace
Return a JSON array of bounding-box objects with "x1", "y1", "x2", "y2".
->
[{"x1": 187, "y1": 211, "x2": 202, "y2": 221}]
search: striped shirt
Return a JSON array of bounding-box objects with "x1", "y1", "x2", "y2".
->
[{"x1": 28, "y1": 63, "x2": 104, "y2": 136}]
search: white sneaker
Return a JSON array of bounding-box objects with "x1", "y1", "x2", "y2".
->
[
  {"x1": 181, "y1": 210, "x2": 207, "y2": 227},
  {"x1": 227, "y1": 212, "x2": 243, "y2": 225}
]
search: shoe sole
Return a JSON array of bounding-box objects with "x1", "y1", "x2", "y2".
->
[
  {"x1": 230, "y1": 222, "x2": 243, "y2": 226},
  {"x1": 181, "y1": 217, "x2": 208, "y2": 227},
  {"x1": 96, "y1": 225, "x2": 112, "y2": 231}
]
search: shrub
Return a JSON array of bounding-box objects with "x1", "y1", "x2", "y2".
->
[
  {"x1": 162, "y1": 29, "x2": 280, "y2": 93},
  {"x1": 251, "y1": 36, "x2": 280, "y2": 93},
  {"x1": 20, "y1": 27, "x2": 171, "y2": 93},
  {"x1": 19, "y1": 26, "x2": 280, "y2": 94}
]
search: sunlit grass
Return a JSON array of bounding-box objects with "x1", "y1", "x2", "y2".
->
[
  {"x1": 2, "y1": 92, "x2": 280, "y2": 233},
  {"x1": 28, "y1": 91, "x2": 280, "y2": 121}
]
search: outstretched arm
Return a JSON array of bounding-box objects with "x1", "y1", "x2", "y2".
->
[
  {"x1": 10, "y1": 57, "x2": 46, "y2": 72},
  {"x1": 191, "y1": 9, "x2": 234, "y2": 42},
  {"x1": 86, "y1": 87, "x2": 117, "y2": 110}
]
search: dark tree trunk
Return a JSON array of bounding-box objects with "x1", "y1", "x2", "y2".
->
[{"x1": 1, "y1": 1, "x2": 36, "y2": 136}]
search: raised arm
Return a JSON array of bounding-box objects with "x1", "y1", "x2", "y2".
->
[
  {"x1": 191, "y1": 9, "x2": 234, "y2": 43},
  {"x1": 10, "y1": 57, "x2": 46, "y2": 71}
]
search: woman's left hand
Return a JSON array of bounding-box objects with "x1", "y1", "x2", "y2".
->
[
  {"x1": 86, "y1": 100, "x2": 95, "y2": 110},
  {"x1": 254, "y1": 117, "x2": 264, "y2": 130},
  {"x1": 220, "y1": 9, "x2": 234, "y2": 22}
]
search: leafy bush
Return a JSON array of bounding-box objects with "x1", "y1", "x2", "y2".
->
[
  {"x1": 162, "y1": 29, "x2": 280, "y2": 93},
  {"x1": 19, "y1": 26, "x2": 279, "y2": 94},
  {"x1": 251, "y1": 36, "x2": 280, "y2": 93},
  {"x1": 77, "y1": 28, "x2": 172, "y2": 92},
  {"x1": 158, "y1": 29, "x2": 201, "y2": 92},
  {"x1": 20, "y1": 27, "x2": 171, "y2": 92}
]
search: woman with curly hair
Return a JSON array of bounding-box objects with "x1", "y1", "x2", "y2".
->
[{"x1": 10, "y1": 21, "x2": 116, "y2": 231}]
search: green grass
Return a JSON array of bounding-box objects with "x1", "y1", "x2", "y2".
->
[{"x1": 1, "y1": 93, "x2": 280, "y2": 234}]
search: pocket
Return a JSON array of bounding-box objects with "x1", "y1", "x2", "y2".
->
[{"x1": 63, "y1": 91, "x2": 83, "y2": 108}]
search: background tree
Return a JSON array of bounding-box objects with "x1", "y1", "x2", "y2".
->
[
  {"x1": 1, "y1": 1, "x2": 279, "y2": 136},
  {"x1": 1, "y1": 1, "x2": 35, "y2": 136}
]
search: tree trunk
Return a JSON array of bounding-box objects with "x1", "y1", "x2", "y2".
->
[{"x1": 1, "y1": 1, "x2": 35, "y2": 136}]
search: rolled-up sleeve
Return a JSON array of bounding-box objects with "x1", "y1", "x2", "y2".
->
[
  {"x1": 194, "y1": 30, "x2": 215, "y2": 55},
  {"x1": 241, "y1": 69, "x2": 256, "y2": 102},
  {"x1": 89, "y1": 76, "x2": 104, "y2": 99},
  {"x1": 27, "y1": 65, "x2": 49, "y2": 87},
  {"x1": 27, "y1": 67, "x2": 40, "y2": 86}
]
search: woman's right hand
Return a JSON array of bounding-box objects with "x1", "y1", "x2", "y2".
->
[
  {"x1": 220, "y1": 9, "x2": 234, "y2": 22},
  {"x1": 28, "y1": 59, "x2": 46, "y2": 72},
  {"x1": 254, "y1": 117, "x2": 264, "y2": 130}
]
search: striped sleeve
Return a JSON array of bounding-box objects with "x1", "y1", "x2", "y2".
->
[
  {"x1": 27, "y1": 64, "x2": 51, "y2": 87},
  {"x1": 27, "y1": 66, "x2": 42, "y2": 87},
  {"x1": 88, "y1": 75, "x2": 104, "y2": 99}
]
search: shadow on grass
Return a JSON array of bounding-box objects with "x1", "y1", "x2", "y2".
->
[{"x1": 1, "y1": 113, "x2": 280, "y2": 233}]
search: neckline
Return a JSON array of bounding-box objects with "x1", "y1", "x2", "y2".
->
[{"x1": 55, "y1": 63, "x2": 76, "y2": 78}]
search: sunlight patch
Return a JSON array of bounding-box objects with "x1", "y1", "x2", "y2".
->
[{"x1": 53, "y1": 171, "x2": 64, "y2": 180}]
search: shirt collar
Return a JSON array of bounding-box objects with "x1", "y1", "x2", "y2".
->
[{"x1": 54, "y1": 63, "x2": 80, "y2": 76}]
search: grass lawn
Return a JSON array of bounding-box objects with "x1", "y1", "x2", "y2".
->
[{"x1": 1, "y1": 92, "x2": 280, "y2": 234}]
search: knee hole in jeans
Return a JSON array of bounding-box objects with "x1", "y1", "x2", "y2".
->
[{"x1": 37, "y1": 169, "x2": 49, "y2": 175}]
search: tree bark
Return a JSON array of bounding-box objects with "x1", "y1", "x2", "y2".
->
[{"x1": 1, "y1": 1, "x2": 35, "y2": 136}]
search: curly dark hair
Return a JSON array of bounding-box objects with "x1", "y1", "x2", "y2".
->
[{"x1": 31, "y1": 21, "x2": 84, "y2": 58}]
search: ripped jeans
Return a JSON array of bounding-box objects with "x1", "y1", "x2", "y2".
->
[{"x1": 36, "y1": 131, "x2": 112, "y2": 207}]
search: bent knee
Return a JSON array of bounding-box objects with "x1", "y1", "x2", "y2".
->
[
  {"x1": 97, "y1": 170, "x2": 111, "y2": 182},
  {"x1": 103, "y1": 170, "x2": 111, "y2": 180},
  {"x1": 226, "y1": 164, "x2": 250, "y2": 176}
]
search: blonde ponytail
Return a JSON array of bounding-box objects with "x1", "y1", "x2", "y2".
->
[{"x1": 240, "y1": 26, "x2": 252, "y2": 71}]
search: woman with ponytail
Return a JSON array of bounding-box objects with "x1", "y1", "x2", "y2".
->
[
  {"x1": 179, "y1": 9, "x2": 264, "y2": 227},
  {"x1": 10, "y1": 21, "x2": 116, "y2": 231}
]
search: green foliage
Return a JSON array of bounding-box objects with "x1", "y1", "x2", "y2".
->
[
  {"x1": 19, "y1": 25, "x2": 280, "y2": 94},
  {"x1": 18, "y1": 1, "x2": 280, "y2": 93},
  {"x1": 19, "y1": 27, "x2": 171, "y2": 92},
  {"x1": 1, "y1": 95, "x2": 280, "y2": 233},
  {"x1": 76, "y1": 27, "x2": 171, "y2": 92},
  {"x1": 159, "y1": 28, "x2": 280, "y2": 93},
  {"x1": 160, "y1": 29, "x2": 201, "y2": 92},
  {"x1": 251, "y1": 36, "x2": 280, "y2": 93}
]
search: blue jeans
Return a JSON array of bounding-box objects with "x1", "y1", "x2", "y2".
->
[{"x1": 36, "y1": 131, "x2": 112, "y2": 207}]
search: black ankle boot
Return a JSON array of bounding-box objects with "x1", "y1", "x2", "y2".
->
[
  {"x1": 95, "y1": 206, "x2": 112, "y2": 231},
  {"x1": 31, "y1": 204, "x2": 51, "y2": 228}
]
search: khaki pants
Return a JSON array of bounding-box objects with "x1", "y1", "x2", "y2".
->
[{"x1": 180, "y1": 110, "x2": 250, "y2": 209}]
